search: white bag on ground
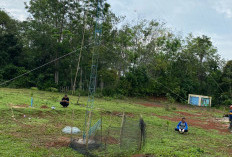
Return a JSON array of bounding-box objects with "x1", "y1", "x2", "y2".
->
[{"x1": 62, "y1": 126, "x2": 81, "y2": 134}]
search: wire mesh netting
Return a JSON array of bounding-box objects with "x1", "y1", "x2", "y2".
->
[{"x1": 70, "y1": 115, "x2": 146, "y2": 157}]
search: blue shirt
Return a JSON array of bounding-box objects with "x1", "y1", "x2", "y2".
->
[
  {"x1": 177, "y1": 121, "x2": 188, "y2": 130},
  {"x1": 229, "y1": 110, "x2": 232, "y2": 121}
]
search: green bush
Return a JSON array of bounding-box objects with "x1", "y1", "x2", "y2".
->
[
  {"x1": 223, "y1": 99, "x2": 232, "y2": 105},
  {"x1": 49, "y1": 87, "x2": 58, "y2": 92},
  {"x1": 102, "y1": 87, "x2": 116, "y2": 96},
  {"x1": 3, "y1": 64, "x2": 32, "y2": 88},
  {"x1": 171, "y1": 106, "x2": 177, "y2": 110},
  {"x1": 103, "y1": 96, "x2": 112, "y2": 101},
  {"x1": 31, "y1": 87, "x2": 38, "y2": 90},
  {"x1": 113, "y1": 94, "x2": 125, "y2": 99},
  {"x1": 116, "y1": 66, "x2": 150, "y2": 97},
  {"x1": 95, "y1": 92, "x2": 103, "y2": 98}
]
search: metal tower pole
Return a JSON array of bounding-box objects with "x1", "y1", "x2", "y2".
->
[{"x1": 83, "y1": 0, "x2": 104, "y2": 142}]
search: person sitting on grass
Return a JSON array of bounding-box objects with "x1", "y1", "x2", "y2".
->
[
  {"x1": 60, "y1": 94, "x2": 69, "y2": 107},
  {"x1": 228, "y1": 105, "x2": 232, "y2": 132},
  {"x1": 175, "y1": 117, "x2": 188, "y2": 133}
]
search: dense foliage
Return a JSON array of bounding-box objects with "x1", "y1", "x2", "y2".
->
[{"x1": 0, "y1": 0, "x2": 231, "y2": 106}]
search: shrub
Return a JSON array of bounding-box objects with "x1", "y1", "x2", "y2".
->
[
  {"x1": 49, "y1": 87, "x2": 58, "y2": 92},
  {"x1": 223, "y1": 99, "x2": 232, "y2": 105},
  {"x1": 102, "y1": 87, "x2": 116, "y2": 96},
  {"x1": 31, "y1": 87, "x2": 38, "y2": 90},
  {"x1": 171, "y1": 106, "x2": 177, "y2": 110},
  {"x1": 113, "y1": 94, "x2": 125, "y2": 99}
]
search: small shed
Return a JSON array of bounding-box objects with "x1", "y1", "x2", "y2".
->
[{"x1": 188, "y1": 94, "x2": 212, "y2": 107}]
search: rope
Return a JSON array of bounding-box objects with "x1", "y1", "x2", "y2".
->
[{"x1": 0, "y1": 43, "x2": 93, "y2": 86}]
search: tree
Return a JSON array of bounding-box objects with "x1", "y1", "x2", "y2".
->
[
  {"x1": 25, "y1": 0, "x2": 85, "y2": 84},
  {"x1": 185, "y1": 35, "x2": 220, "y2": 95},
  {"x1": 0, "y1": 10, "x2": 29, "y2": 87},
  {"x1": 220, "y1": 60, "x2": 232, "y2": 105}
]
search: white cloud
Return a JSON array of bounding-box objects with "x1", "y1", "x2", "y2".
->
[
  {"x1": 4, "y1": 8, "x2": 28, "y2": 21},
  {"x1": 0, "y1": 1, "x2": 7, "y2": 7},
  {"x1": 210, "y1": 0, "x2": 232, "y2": 18},
  {"x1": 0, "y1": 0, "x2": 30, "y2": 21}
]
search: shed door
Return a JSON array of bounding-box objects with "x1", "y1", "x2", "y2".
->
[
  {"x1": 201, "y1": 98, "x2": 210, "y2": 106},
  {"x1": 190, "y1": 96, "x2": 199, "y2": 106}
]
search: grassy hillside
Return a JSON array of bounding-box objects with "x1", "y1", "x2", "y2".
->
[{"x1": 0, "y1": 88, "x2": 231, "y2": 157}]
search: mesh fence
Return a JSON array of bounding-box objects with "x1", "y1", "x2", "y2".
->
[{"x1": 70, "y1": 114, "x2": 146, "y2": 157}]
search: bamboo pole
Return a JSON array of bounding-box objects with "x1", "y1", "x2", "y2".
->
[{"x1": 72, "y1": 6, "x2": 87, "y2": 95}]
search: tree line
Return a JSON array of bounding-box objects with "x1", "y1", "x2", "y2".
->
[{"x1": 0, "y1": 0, "x2": 231, "y2": 106}]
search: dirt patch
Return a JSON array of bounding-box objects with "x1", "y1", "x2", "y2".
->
[
  {"x1": 41, "y1": 105, "x2": 49, "y2": 109},
  {"x1": 46, "y1": 136, "x2": 70, "y2": 148},
  {"x1": 11, "y1": 104, "x2": 29, "y2": 108},
  {"x1": 153, "y1": 113, "x2": 229, "y2": 134},
  {"x1": 126, "y1": 112, "x2": 135, "y2": 118},
  {"x1": 102, "y1": 136, "x2": 119, "y2": 144}
]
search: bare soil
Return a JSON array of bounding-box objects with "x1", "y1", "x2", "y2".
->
[
  {"x1": 11, "y1": 104, "x2": 29, "y2": 108},
  {"x1": 45, "y1": 136, "x2": 70, "y2": 148},
  {"x1": 40, "y1": 105, "x2": 49, "y2": 109},
  {"x1": 102, "y1": 136, "x2": 119, "y2": 144}
]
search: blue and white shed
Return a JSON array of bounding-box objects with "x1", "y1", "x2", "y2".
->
[{"x1": 188, "y1": 94, "x2": 212, "y2": 107}]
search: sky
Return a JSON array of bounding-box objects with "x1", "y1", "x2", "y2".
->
[{"x1": 0, "y1": 0, "x2": 231, "y2": 60}]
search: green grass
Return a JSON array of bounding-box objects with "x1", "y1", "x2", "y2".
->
[{"x1": 0, "y1": 88, "x2": 232, "y2": 157}]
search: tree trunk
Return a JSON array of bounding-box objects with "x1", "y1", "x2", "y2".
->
[
  {"x1": 70, "y1": 64, "x2": 73, "y2": 90},
  {"x1": 72, "y1": 7, "x2": 87, "y2": 94},
  {"x1": 54, "y1": 3, "x2": 65, "y2": 85},
  {"x1": 79, "y1": 67, "x2": 83, "y2": 90},
  {"x1": 55, "y1": 59, "x2": 59, "y2": 84},
  {"x1": 100, "y1": 79, "x2": 104, "y2": 92}
]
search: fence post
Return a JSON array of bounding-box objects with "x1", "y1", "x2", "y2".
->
[{"x1": 119, "y1": 112, "x2": 125, "y2": 149}]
